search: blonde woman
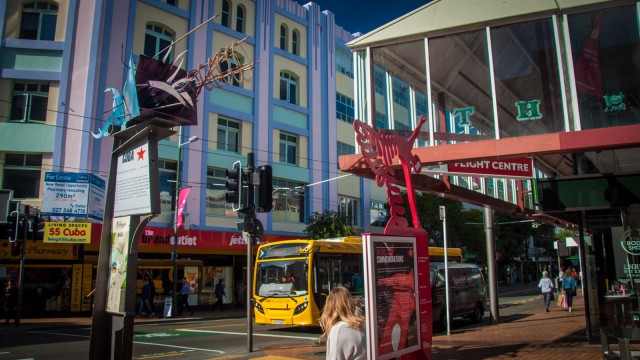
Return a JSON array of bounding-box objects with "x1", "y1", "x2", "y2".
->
[{"x1": 319, "y1": 287, "x2": 366, "y2": 360}]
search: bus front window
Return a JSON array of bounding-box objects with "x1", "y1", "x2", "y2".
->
[{"x1": 256, "y1": 260, "x2": 308, "y2": 297}]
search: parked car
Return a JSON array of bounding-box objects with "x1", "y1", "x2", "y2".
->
[{"x1": 430, "y1": 262, "x2": 487, "y2": 330}]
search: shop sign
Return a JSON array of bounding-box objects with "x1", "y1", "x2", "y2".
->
[
  {"x1": 44, "y1": 222, "x2": 92, "y2": 244},
  {"x1": 447, "y1": 158, "x2": 533, "y2": 178},
  {"x1": 41, "y1": 172, "x2": 105, "y2": 221},
  {"x1": 0, "y1": 240, "x2": 77, "y2": 260},
  {"x1": 621, "y1": 229, "x2": 640, "y2": 256}
]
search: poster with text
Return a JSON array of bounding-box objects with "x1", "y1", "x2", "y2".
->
[
  {"x1": 363, "y1": 235, "x2": 420, "y2": 360},
  {"x1": 114, "y1": 143, "x2": 152, "y2": 217},
  {"x1": 106, "y1": 217, "x2": 131, "y2": 314}
]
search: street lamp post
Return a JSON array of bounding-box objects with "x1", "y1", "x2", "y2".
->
[{"x1": 172, "y1": 130, "x2": 199, "y2": 317}]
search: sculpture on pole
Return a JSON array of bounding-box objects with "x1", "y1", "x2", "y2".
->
[{"x1": 93, "y1": 38, "x2": 255, "y2": 138}]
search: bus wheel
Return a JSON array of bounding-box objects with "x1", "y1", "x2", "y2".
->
[{"x1": 470, "y1": 303, "x2": 483, "y2": 323}]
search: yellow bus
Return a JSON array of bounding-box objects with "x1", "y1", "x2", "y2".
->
[
  {"x1": 429, "y1": 247, "x2": 464, "y2": 263},
  {"x1": 252, "y1": 236, "x2": 463, "y2": 326}
]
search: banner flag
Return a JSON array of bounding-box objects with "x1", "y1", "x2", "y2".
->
[{"x1": 176, "y1": 187, "x2": 191, "y2": 229}]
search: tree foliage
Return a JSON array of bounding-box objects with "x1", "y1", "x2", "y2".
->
[
  {"x1": 303, "y1": 210, "x2": 360, "y2": 240},
  {"x1": 399, "y1": 191, "x2": 485, "y2": 261}
]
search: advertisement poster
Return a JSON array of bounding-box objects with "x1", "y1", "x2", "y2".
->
[
  {"x1": 114, "y1": 143, "x2": 151, "y2": 217},
  {"x1": 41, "y1": 172, "x2": 105, "y2": 219},
  {"x1": 106, "y1": 217, "x2": 131, "y2": 314},
  {"x1": 364, "y1": 235, "x2": 420, "y2": 360},
  {"x1": 44, "y1": 222, "x2": 92, "y2": 243},
  {"x1": 184, "y1": 266, "x2": 199, "y2": 305}
]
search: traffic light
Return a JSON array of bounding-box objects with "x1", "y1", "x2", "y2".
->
[
  {"x1": 11, "y1": 241, "x2": 22, "y2": 257},
  {"x1": 30, "y1": 215, "x2": 45, "y2": 240},
  {"x1": 225, "y1": 161, "x2": 243, "y2": 211},
  {"x1": 256, "y1": 165, "x2": 273, "y2": 213},
  {"x1": 7, "y1": 212, "x2": 19, "y2": 242}
]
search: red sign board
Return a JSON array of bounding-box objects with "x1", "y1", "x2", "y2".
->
[
  {"x1": 447, "y1": 158, "x2": 534, "y2": 178},
  {"x1": 90, "y1": 224, "x2": 294, "y2": 250}
]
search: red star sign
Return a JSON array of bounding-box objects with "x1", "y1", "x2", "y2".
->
[{"x1": 137, "y1": 147, "x2": 146, "y2": 160}]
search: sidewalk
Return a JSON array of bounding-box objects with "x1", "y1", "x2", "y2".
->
[{"x1": 1, "y1": 296, "x2": 602, "y2": 359}]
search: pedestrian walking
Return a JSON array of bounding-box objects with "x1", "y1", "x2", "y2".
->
[
  {"x1": 537, "y1": 271, "x2": 554, "y2": 312},
  {"x1": 4, "y1": 279, "x2": 18, "y2": 325},
  {"x1": 139, "y1": 278, "x2": 156, "y2": 316},
  {"x1": 212, "y1": 278, "x2": 226, "y2": 312},
  {"x1": 319, "y1": 286, "x2": 366, "y2": 360},
  {"x1": 178, "y1": 277, "x2": 194, "y2": 316},
  {"x1": 561, "y1": 268, "x2": 577, "y2": 312}
]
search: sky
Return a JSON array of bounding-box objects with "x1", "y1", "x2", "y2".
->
[{"x1": 295, "y1": 0, "x2": 429, "y2": 35}]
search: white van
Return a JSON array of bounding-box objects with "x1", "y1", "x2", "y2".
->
[{"x1": 430, "y1": 262, "x2": 487, "y2": 329}]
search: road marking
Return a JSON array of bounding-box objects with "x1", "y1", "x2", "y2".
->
[
  {"x1": 176, "y1": 329, "x2": 318, "y2": 341},
  {"x1": 27, "y1": 330, "x2": 224, "y2": 354}
]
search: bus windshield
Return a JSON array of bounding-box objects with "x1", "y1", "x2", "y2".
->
[{"x1": 255, "y1": 259, "x2": 308, "y2": 297}]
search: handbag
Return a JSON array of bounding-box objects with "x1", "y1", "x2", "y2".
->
[
  {"x1": 571, "y1": 288, "x2": 577, "y2": 297},
  {"x1": 556, "y1": 293, "x2": 564, "y2": 307},
  {"x1": 549, "y1": 291, "x2": 555, "y2": 301}
]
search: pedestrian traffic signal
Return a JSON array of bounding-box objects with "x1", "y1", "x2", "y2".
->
[
  {"x1": 7, "y1": 212, "x2": 19, "y2": 243},
  {"x1": 256, "y1": 165, "x2": 273, "y2": 213},
  {"x1": 11, "y1": 241, "x2": 22, "y2": 257},
  {"x1": 225, "y1": 161, "x2": 243, "y2": 211}
]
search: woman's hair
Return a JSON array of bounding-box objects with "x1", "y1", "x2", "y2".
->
[
  {"x1": 319, "y1": 287, "x2": 365, "y2": 338},
  {"x1": 565, "y1": 269, "x2": 573, "y2": 277}
]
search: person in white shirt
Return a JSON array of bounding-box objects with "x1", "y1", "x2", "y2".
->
[
  {"x1": 319, "y1": 286, "x2": 366, "y2": 360},
  {"x1": 538, "y1": 270, "x2": 554, "y2": 312}
]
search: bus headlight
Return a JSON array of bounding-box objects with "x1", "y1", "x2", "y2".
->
[
  {"x1": 293, "y1": 301, "x2": 308, "y2": 315},
  {"x1": 253, "y1": 299, "x2": 264, "y2": 313}
]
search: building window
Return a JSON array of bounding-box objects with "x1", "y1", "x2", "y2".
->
[
  {"x1": 375, "y1": 111, "x2": 388, "y2": 130},
  {"x1": 279, "y1": 71, "x2": 298, "y2": 104},
  {"x1": 10, "y1": 82, "x2": 49, "y2": 123},
  {"x1": 374, "y1": 66, "x2": 386, "y2": 96},
  {"x1": 339, "y1": 196, "x2": 359, "y2": 227},
  {"x1": 392, "y1": 77, "x2": 410, "y2": 130},
  {"x1": 273, "y1": 179, "x2": 305, "y2": 223},
  {"x1": 236, "y1": 5, "x2": 245, "y2": 33},
  {"x1": 292, "y1": 30, "x2": 300, "y2": 55},
  {"x1": 337, "y1": 141, "x2": 355, "y2": 167},
  {"x1": 280, "y1": 24, "x2": 288, "y2": 51},
  {"x1": 336, "y1": 47, "x2": 353, "y2": 78},
  {"x1": 279, "y1": 132, "x2": 297, "y2": 165},
  {"x1": 160, "y1": 0, "x2": 178, "y2": 6},
  {"x1": 392, "y1": 77, "x2": 409, "y2": 108},
  {"x1": 144, "y1": 24, "x2": 174, "y2": 61},
  {"x1": 206, "y1": 167, "x2": 236, "y2": 217},
  {"x1": 20, "y1": 2, "x2": 57, "y2": 40},
  {"x1": 157, "y1": 160, "x2": 177, "y2": 213},
  {"x1": 219, "y1": 48, "x2": 244, "y2": 87},
  {"x1": 336, "y1": 93, "x2": 355, "y2": 124},
  {"x1": 2, "y1": 154, "x2": 42, "y2": 199},
  {"x1": 221, "y1": 0, "x2": 231, "y2": 28},
  {"x1": 217, "y1": 118, "x2": 240, "y2": 152},
  {"x1": 370, "y1": 200, "x2": 388, "y2": 227}
]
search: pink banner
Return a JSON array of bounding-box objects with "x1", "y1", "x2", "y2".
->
[
  {"x1": 176, "y1": 187, "x2": 191, "y2": 229},
  {"x1": 574, "y1": 12, "x2": 603, "y2": 97}
]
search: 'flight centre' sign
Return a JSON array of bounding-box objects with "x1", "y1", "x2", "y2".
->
[{"x1": 447, "y1": 158, "x2": 534, "y2": 178}]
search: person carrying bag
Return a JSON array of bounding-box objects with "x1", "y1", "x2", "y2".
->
[
  {"x1": 538, "y1": 271, "x2": 554, "y2": 312},
  {"x1": 561, "y1": 268, "x2": 577, "y2": 312}
]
